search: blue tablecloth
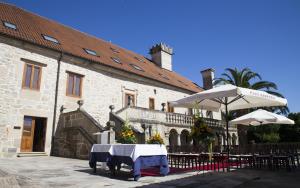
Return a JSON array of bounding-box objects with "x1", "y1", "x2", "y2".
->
[{"x1": 89, "y1": 152, "x2": 169, "y2": 181}]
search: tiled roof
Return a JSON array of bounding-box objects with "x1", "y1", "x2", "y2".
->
[{"x1": 0, "y1": 3, "x2": 202, "y2": 93}]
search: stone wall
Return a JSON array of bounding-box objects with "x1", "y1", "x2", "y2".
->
[
  {"x1": 0, "y1": 37, "x2": 222, "y2": 156},
  {"x1": 52, "y1": 109, "x2": 103, "y2": 159},
  {"x1": 0, "y1": 41, "x2": 58, "y2": 155}
]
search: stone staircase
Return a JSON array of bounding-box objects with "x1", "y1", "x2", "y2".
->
[{"x1": 17, "y1": 152, "x2": 48, "y2": 157}]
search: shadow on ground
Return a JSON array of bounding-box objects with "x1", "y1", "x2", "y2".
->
[
  {"x1": 75, "y1": 168, "x2": 135, "y2": 181},
  {"x1": 137, "y1": 169, "x2": 300, "y2": 188}
]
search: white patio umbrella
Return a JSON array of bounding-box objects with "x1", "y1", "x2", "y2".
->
[
  {"x1": 230, "y1": 109, "x2": 294, "y2": 126},
  {"x1": 170, "y1": 84, "x2": 288, "y2": 168}
]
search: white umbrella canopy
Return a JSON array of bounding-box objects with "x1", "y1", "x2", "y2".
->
[
  {"x1": 230, "y1": 109, "x2": 294, "y2": 126},
  {"x1": 170, "y1": 84, "x2": 288, "y2": 111},
  {"x1": 169, "y1": 84, "x2": 288, "y2": 170}
]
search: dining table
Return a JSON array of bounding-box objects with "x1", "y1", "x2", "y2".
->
[{"x1": 89, "y1": 144, "x2": 169, "y2": 181}]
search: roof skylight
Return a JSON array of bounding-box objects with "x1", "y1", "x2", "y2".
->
[
  {"x1": 3, "y1": 21, "x2": 17, "y2": 30},
  {"x1": 130, "y1": 64, "x2": 144, "y2": 71},
  {"x1": 193, "y1": 82, "x2": 201, "y2": 88},
  {"x1": 135, "y1": 57, "x2": 144, "y2": 63},
  {"x1": 42, "y1": 34, "x2": 59, "y2": 44},
  {"x1": 83, "y1": 48, "x2": 97, "y2": 56},
  {"x1": 158, "y1": 73, "x2": 169, "y2": 80},
  {"x1": 110, "y1": 47, "x2": 119, "y2": 53},
  {"x1": 178, "y1": 80, "x2": 188, "y2": 86},
  {"x1": 111, "y1": 57, "x2": 121, "y2": 64}
]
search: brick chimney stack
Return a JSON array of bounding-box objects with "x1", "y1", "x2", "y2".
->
[
  {"x1": 201, "y1": 68, "x2": 215, "y2": 89},
  {"x1": 149, "y1": 43, "x2": 173, "y2": 71}
]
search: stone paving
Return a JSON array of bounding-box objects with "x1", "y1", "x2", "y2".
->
[
  {"x1": 0, "y1": 156, "x2": 299, "y2": 188},
  {"x1": 0, "y1": 156, "x2": 202, "y2": 188}
]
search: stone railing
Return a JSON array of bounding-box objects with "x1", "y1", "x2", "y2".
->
[
  {"x1": 203, "y1": 118, "x2": 226, "y2": 128},
  {"x1": 115, "y1": 106, "x2": 226, "y2": 128},
  {"x1": 116, "y1": 106, "x2": 194, "y2": 126},
  {"x1": 166, "y1": 112, "x2": 194, "y2": 125}
]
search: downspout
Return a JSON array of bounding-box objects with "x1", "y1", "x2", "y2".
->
[{"x1": 50, "y1": 52, "x2": 63, "y2": 156}]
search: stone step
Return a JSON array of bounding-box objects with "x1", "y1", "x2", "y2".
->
[{"x1": 17, "y1": 152, "x2": 48, "y2": 157}]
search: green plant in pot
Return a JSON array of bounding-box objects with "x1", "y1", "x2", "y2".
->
[
  {"x1": 190, "y1": 113, "x2": 215, "y2": 160},
  {"x1": 147, "y1": 132, "x2": 164, "y2": 144},
  {"x1": 118, "y1": 119, "x2": 137, "y2": 144}
]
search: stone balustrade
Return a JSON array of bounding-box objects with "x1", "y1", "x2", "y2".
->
[
  {"x1": 115, "y1": 106, "x2": 226, "y2": 128},
  {"x1": 166, "y1": 112, "x2": 194, "y2": 125}
]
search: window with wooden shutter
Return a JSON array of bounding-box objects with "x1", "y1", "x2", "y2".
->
[
  {"x1": 22, "y1": 63, "x2": 42, "y2": 90},
  {"x1": 149, "y1": 98, "x2": 155, "y2": 110},
  {"x1": 125, "y1": 93, "x2": 135, "y2": 107},
  {"x1": 167, "y1": 102, "x2": 174, "y2": 113},
  {"x1": 66, "y1": 72, "x2": 83, "y2": 97}
]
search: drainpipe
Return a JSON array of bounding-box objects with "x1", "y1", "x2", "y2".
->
[{"x1": 50, "y1": 52, "x2": 63, "y2": 156}]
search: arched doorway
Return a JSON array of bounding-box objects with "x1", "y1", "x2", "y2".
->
[
  {"x1": 180, "y1": 130, "x2": 190, "y2": 145},
  {"x1": 169, "y1": 129, "x2": 178, "y2": 146}
]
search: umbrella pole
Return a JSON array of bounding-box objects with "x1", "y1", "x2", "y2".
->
[{"x1": 225, "y1": 102, "x2": 230, "y2": 172}]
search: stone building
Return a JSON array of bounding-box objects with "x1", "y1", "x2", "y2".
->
[{"x1": 0, "y1": 3, "x2": 238, "y2": 158}]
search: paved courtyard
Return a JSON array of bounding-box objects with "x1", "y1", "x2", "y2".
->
[{"x1": 0, "y1": 156, "x2": 299, "y2": 188}]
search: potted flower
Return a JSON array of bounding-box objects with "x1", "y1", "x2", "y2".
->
[
  {"x1": 118, "y1": 119, "x2": 137, "y2": 144},
  {"x1": 147, "y1": 132, "x2": 164, "y2": 145},
  {"x1": 190, "y1": 114, "x2": 215, "y2": 160}
]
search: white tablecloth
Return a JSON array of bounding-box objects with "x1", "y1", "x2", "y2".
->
[{"x1": 91, "y1": 144, "x2": 168, "y2": 161}]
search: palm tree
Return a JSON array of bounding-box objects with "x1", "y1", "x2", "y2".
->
[{"x1": 214, "y1": 68, "x2": 289, "y2": 115}]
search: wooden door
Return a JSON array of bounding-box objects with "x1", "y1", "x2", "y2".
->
[{"x1": 20, "y1": 116, "x2": 35, "y2": 152}]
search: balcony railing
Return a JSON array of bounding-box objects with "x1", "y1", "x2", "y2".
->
[
  {"x1": 115, "y1": 106, "x2": 226, "y2": 128},
  {"x1": 166, "y1": 112, "x2": 194, "y2": 125}
]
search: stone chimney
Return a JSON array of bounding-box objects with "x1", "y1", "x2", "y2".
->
[
  {"x1": 149, "y1": 43, "x2": 173, "y2": 71},
  {"x1": 201, "y1": 68, "x2": 215, "y2": 89}
]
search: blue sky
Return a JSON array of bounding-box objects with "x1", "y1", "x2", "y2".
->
[{"x1": 3, "y1": 0, "x2": 300, "y2": 112}]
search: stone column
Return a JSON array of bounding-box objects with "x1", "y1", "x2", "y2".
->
[
  {"x1": 143, "y1": 124, "x2": 151, "y2": 141},
  {"x1": 164, "y1": 132, "x2": 170, "y2": 146},
  {"x1": 177, "y1": 133, "x2": 181, "y2": 146}
]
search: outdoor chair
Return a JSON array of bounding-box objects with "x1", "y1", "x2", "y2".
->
[
  {"x1": 293, "y1": 152, "x2": 300, "y2": 167},
  {"x1": 198, "y1": 154, "x2": 211, "y2": 171},
  {"x1": 184, "y1": 154, "x2": 199, "y2": 169},
  {"x1": 272, "y1": 155, "x2": 292, "y2": 171},
  {"x1": 255, "y1": 154, "x2": 272, "y2": 169},
  {"x1": 239, "y1": 154, "x2": 255, "y2": 168},
  {"x1": 212, "y1": 154, "x2": 226, "y2": 172},
  {"x1": 229, "y1": 155, "x2": 241, "y2": 169},
  {"x1": 169, "y1": 153, "x2": 182, "y2": 168}
]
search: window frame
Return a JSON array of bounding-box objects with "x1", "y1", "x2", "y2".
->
[
  {"x1": 149, "y1": 98, "x2": 155, "y2": 110},
  {"x1": 124, "y1": 93, "x2": 135, "y2": 107},
  {"x1": 83, "y1": 48, "x2": 98, "y2": 56},
  {"x1": 42, "y1": 34, "x2": 60, "y2": 44},
  {"x1": 2, "y1": 21, "x2": 17, "y2": 30},
  {"x1": 135, "y1": 56, "x2": 144, "y2": 63},
  {"x1": 130, "y1": 64, "x2": 144, "y2": 72},
  {"x1": 22, "y1": 62, "x2": 42, "y2": 91},
  {"x1": 111, "y1": 57, "x2": 122, "y2": 64},
  {"x1": 110, "y1": 47, "x2": 119, "y2": 53},
  {"x1": 167, "y1": 102, "x2": 174, "y2": 113},
  {"x1": 66, "y1": 72, "x2": 83, "y2": 98}
]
